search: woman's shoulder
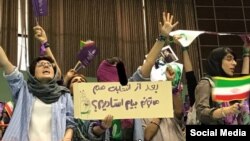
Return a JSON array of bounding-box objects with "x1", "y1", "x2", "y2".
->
[
  {"x1": 195, "y1": 77, "x2": 213, "y2": 95},
  {"x1": 197, "y1": 76, "x2": 214, "y2": 87},
  {"x1": 58, "y1": 92, "x2": 72, "y2": 101},
  {"x1": 197, "y1": 79, "x2": 210, "y2": 87}
]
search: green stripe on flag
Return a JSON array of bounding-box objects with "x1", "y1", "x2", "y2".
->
[{"x1": 212, "y1": 75, "x2": 250, "y2": 87}]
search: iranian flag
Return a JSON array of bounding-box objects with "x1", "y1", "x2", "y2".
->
[{"x1": 212, "y1": 75, "x2": 250, "y2": 102}]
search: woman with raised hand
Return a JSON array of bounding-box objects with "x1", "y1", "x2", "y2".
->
[
  {"x1": 34, "y1": 25, "x2": 93, "y2": 141},
  {"x1": 0, "y1": 46, "x2": 75, "y2": 141},
  {"x1": 33, "y1": 25, "x2": 63, "y2": 83},
  {"x1": 88, "y1": 11, "x2": 178, "y2": 141},
  {"x1": 143, "y1": 63, "x2": 185, "y2": 141}
]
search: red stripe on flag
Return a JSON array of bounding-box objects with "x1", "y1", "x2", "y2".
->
[{"x1": 213, "y1": 91, "x2": 249, "y2": 101}]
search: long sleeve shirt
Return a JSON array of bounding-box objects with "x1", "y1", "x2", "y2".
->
[{"x1": 2, "y1": 68, "x2": 75, "y2": 141}]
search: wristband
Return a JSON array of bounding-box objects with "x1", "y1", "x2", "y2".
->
[
  {"x1": 156, "y1": 35, "x2": 167, "y2": 42},
  {"x1": 243, "y1": 54, "x2": 250, "y2": 57},
  {"x1": 168, "y1": 36, "x2": 175, "y2": 46},
  {"x1": 172, "y1": 87, "x2": 179, "y2": 95},
  {"x1": 182, "y1": 47, "x2": 189, "y2": 51},
  {"x1": 242, "y1": 47, "x2": 250, "y2": 57},
  {"x1": 94, "y1": 122, "x2": 107, "y2": 130},
  {"x1": 99, "y1": 124, "x2": 107, "y2": 130},
  {"x1": 43, "y1": 42, "x2": 50, "y2": 48},
  {"x1": 150, "y1": 121, "x2": 160, "y2": 128}
]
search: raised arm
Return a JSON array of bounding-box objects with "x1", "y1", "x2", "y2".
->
[
  {"x1": 172, "y1": 34, "x2": 197, "y2": 107},
  {"x1": 140, "y1": 12, "x2": 178, "y2": 78},
  {"x1": 182, "y1": 48, "x2": 197, "y2": 107},
  {"x1": 33, "y1": 25, "x2": 62, "y2": 79},
  {"x1": 63, "y1": 69, "x2": 77, "y2": 86},
  {"x1": 144, "y1": 65, "x2": 184, "y2": 141},
  {"x1": 241, "y1": 43, "x2": 249, "y2": 75},
  {"x1": 182, "y1": 48, "x2": 193, "y2": 72},
  {"x1": 0, "y1": 46, "x2": 15, "y2": 75}
]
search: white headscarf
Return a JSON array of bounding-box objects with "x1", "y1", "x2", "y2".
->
[
  {"x1": 150, "y1": 61, "x2": 168, "y2": 82},
  {"x1": 150, "y1": 62, "x2": 183, "y2": 87}
]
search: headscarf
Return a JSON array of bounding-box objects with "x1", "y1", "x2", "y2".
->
[
  {"x1": 96, "y1": 58, "x2": 132, "y2": 139},
  {"x1": 27, "y1": 56, "x2": 70, "y2": 104},
  {"x1": 27, "y1": 72, "x2": 70, "y2": 104},
  {"x1": 97, "y1": 58, "x2": 128, "y2": 85},
  {"x1": 206, "y1": 47, "x2": 236, "y2": 77},
  {"x1": 206, "y1": 48, "x2": 250, "y2": 124},
  {"x1": 150, "y1": 61, "x2": 183, "y2": 94},
  {"x1": 97, "y1": 60, "x2": 119, "y2": 82},
  {"x1": 150, "y1": 60, "x2": 168, "y2": 82},
  {"x1": 151, "y1": 61, "x2": 183, "y2": 86}
]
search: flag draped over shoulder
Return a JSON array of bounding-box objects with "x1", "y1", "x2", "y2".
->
[{"x1": 212, "y1": 75, "x2": 250, "y2": 102}]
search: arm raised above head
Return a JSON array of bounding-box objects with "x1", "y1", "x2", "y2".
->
[
  {"x1": 241, "y1": 42, "x2": 249, "y2": 75},
  {"x1": 140, "y1": 11, "x2": 179, "y2": 78},
  {"x1": 33, "y1": 25, "x2": 62, "y2": 79},
  {"x1": 0, "y1": 46, "x2": 15, "y2": 75}
]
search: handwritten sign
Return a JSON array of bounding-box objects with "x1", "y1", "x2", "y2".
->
[{"x1": 73, "y1": 81, "x2": 173, "y2": 120}]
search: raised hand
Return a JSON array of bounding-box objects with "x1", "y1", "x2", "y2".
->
[
  {"x1": 65, "y1": 69, "x2": 77, "y2": 79},
  {"x1": 243, "y1": 36, "x2": 250, "y2": 54},
  {"x1": 33, "y1": 25, "x2": 48, "y2": 44},
  {"x1": 63, "y1": 69, "x2": 77, "y2": 86},
  {"x1": 101, "y1": 114, "x2": 113, "y2": 129},
  {"x1": 159, "y1": 12, "x2": 179, "y2": 37}
]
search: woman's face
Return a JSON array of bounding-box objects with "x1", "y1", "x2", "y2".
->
[
  {"x1": 222, "y1": 53, "x2": 237, "y2": 76},
  {"x1": 163, "y1": 50, "x2": 170, "y2": 56},
  {"x1": 70, "y1": 76, "x2": 86, "y2": 94},
  {"x1": 35, "y1": 60, "x2": 54, "y2": 83}
]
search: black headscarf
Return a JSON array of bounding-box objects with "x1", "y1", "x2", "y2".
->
[{"x1": 206, "y1": 47, "x2": 236, "y2": 77}]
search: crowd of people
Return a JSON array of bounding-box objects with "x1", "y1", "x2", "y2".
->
[{"x1": 0, "y1": 10, "x2": 249, "y2": 141}]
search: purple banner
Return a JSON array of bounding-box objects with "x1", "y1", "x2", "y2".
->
[
  {"x1": 77, "y1": 45, "x2": 98, "y2": 68},
  {"x1": 32, "y1": 0, "x2": 48, "y2": 17}
]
